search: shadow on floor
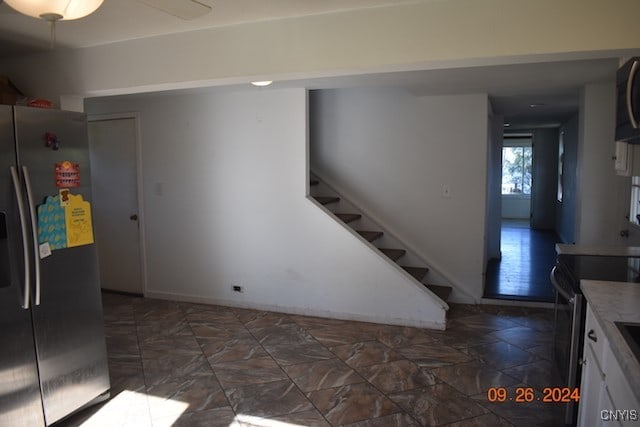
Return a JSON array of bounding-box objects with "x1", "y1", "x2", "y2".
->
[{"x1": 484, "y1": 220, "x2": 560, "y2": 303}]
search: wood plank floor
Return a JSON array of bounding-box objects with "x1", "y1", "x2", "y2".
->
[{"x1": 484, "y1": 220, "x2": 560, "y2": 302}]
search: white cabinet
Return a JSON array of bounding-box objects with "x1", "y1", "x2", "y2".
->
[
  {"x1": 578, "y1": 306, "x2": 608, "y2": 427},
  {"x1": 578, "y1": 343, "x2": 606, "y2": 427},
  {"x1": 578, "y1": 304, "x2": 640, "y2": 427}
]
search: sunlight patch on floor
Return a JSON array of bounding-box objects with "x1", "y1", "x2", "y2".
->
[{"x1": 79, "y1": 390, "x2": 188, "y2": 427}]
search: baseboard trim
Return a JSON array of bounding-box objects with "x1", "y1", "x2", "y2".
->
[
  {"x1": 144, "y1": 290, "x2": 447, "y2": 330},
  {"x1": 479, "y1": 298, "x2": 555, "y2": 309}
]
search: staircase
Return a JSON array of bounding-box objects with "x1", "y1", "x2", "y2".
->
[{"x1": 309, "y1": 175, "x2": 453, "y2": 303}]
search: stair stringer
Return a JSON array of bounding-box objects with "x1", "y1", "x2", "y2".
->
[
  {"x1": 307, "y1": 195, "x2": 449, "y2": 315},
  {"x1": 312, "y1": 171, "x2": 476, "y2": 304},
  {"x1": 308, "y1": 189, "x2": 452, "y2": 308}
]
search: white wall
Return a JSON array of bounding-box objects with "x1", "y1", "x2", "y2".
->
[
  {"x1": 310, "y1": 88, "x2": 488, "y2": 300},
  {"x1": 85, "y1": 88, "x2": 446, "y2": 329},
  {"x1": 501, "y1": 196, "x2": 531, "y2": 219},
  {"x1": 2, "y1": 0, "x2": 639, "y2": 103},
  {"x1": 576, "y1": 82, "x2": 627, "y2": 245},
  {"x1": 485, "y1": 111, "x2": 503, "y2": 261}
]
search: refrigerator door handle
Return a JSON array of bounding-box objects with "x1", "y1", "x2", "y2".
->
[
  {"x1": 627, "y1": 60, "x2": 639, "y2": 129},
  {"x1": 21, "y1": 166, "x2": 41, "y2": 306},
  {"x1": 9, "y1": 166, "x2": 31, "y2": 309}
]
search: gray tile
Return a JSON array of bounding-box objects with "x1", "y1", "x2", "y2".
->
[
  {"x1": 290, "y1": 314, "x2": 351, "y2": 329},
  {"x1": 389, "y1": 383, "x2": 489, "y2": 426},
  {"x1": 439, "y1": 413, "x2": 514, "y2": 426},
  {"x1": 308, "y1": 325, "x2": 377, "y2": 346},
  {"x1": 225, "y1": 379, "x2": 314, "y2": 418},
  {"x1": 97, "y1": 294, "x2": 564, "y2": 427},
  {"x1": 501, "y1": 360, "x2": 564, "y2": 390},
  {"x1": 146, "y1": 376, "x2": 228, "y2": 415},
  {"x1": 432, "y1": 360, "x2": 520, "y2": 396},
  {"x1": 211, "y1": 355, "x2": 288, "y2": 388},
  {"x1": 396, "y1": 343, "x2": 473, "y2": 368},
  {"x1": 238, "y1": 311, "x2": 295, "y2": 329},
  {"x1": 461, "y1": 341, "x2": 539, "y2": 369},
  {"x1": 264, "y1": 341, "x2": 335, "y2": 365},
  {"x1": 331, "y1": 341, "x2": 404, "y2": 368},
  {"x1": 488, "y1": 326, "x2": 554, "y2": 350},
  {"x1": 283, "y1": 358, "x2": 364, "y2": 392},
  {"x1": 190, "y1": 322, "x2": 250, "y2": 340},
  {"x1": 309, "y1": 382, "x2": 401, "y2": 425},
  {"x1": 251, "y1": 323, "x2": 316, "y2": 346},
  {"x1": 199, "y1": 335, "x2": 268, "y2": 364},
  {"x1": 184, "y1": 308, "x2": 241, "y2": 325},
  {"x1": 358, "y1": 360, "x2": 438, "y2": 394},
  {"x1": 142, "y1": 353, "x2": 214, "y2": 385},
  {"x1": 342, "y1": 413, "x2": 420, "y2": 427},
  {"x1": 447, "y1": 313, "x2": 521, "y2": 332},
  {"x1": 375, "y1": 325, "x2": 439, "y2": 348},
  {"x1": 431, "y1": 324, "x2": 502, "y2": 349}
]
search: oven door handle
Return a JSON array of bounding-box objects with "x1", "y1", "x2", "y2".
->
[{"x1": 550, "y1": 266, "x2": 574, "y2": 304}]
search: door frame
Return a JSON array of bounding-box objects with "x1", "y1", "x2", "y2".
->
[{"x1": 87, "y1": 112, "x2": 148, "y2": 295}]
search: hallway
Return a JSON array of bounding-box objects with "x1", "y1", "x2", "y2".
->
[{"x1": 484, "y1": 221, "x2": 560, "y2": 303}]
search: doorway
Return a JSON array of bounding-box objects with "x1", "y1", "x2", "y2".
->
[
  {"x1": 501, "y1": 136, "x2": 533, "y2": 223},
  {"x1": 88, "y1": 114, "x2": 145, "y2": 295},
  {"x1": 484, "y1": 132, "x2": 560, "y2": 302}
]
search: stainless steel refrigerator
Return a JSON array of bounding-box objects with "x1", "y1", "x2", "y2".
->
[{"x1": 1, "y1": 105, "x2": 110, "y2": 426}]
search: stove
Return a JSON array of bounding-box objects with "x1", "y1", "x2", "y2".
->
[{"x1": 551, "y1": 254, "x2": 640, "y2": 425}]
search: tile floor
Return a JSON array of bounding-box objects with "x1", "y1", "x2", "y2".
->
[{"x1": 62, "y1": 293, "x2": 565, "y2": 427}]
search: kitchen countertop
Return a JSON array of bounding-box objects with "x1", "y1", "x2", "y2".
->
[
  {"x1": 556, "y1": 244, "x2": 640, "y2": 257},
  {"x1": 581, "y1": 280, "x2": 640, "y2": 404}
]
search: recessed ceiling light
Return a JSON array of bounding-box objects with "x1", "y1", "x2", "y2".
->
[
  {"x1": 251, "y1": 81, "x2": 273, "y2": 87},
  {"x1": 504, "y1": 123, "x2": 511, "y2": 127},
  {"x1": 529, "y1": 103, "x2": 546, "y2": 108}
]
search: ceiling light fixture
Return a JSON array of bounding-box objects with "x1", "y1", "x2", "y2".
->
[
  {"x1": 504, "y1": 123, "x2": 511, "y2": 127},
  {"x1": 529, "y1": 103, "x2": 546, "y2": 108},
  {"x1": 4, "y1": 0, "x2": 104, "y2": 48},
  {"x1": 251, "y1": 81, "x2": 273, "y2": 87}
]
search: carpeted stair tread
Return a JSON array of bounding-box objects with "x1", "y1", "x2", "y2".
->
[{"x1": 379, "y1": 248, "x2": 406, "y2": 261}]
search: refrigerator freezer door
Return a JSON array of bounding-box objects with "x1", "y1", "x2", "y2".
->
[
  {"x1": 0, "y1": 106, "x2": 46, "y2": 426},
  {"x1": 14, "y1": 106, "x2": 110, "y2": 425}
]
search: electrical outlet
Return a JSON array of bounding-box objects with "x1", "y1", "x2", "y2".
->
[{"x1": 232, "y1": 285, "x2": 243, "y2": 293}]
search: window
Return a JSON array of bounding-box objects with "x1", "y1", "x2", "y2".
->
[{"x1": 502, "y1": 146, "x2": 532, "y2": 195}]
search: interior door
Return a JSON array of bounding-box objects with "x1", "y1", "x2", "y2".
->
[{"x1": 88, "y1": 116, "x2": 143, "y2": 294}]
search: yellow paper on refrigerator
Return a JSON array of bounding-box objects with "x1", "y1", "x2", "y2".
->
[{"x1": 64, "y1": 194, "x2": 94, "y2": 247}]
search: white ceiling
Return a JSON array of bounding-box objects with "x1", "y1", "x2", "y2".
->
[
  {"x1": 0, "y1": 0, "x2": 622, "y2": 129},
  {"x1": 0, "y1": 0, "x2": 424, "y2": 53}
]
